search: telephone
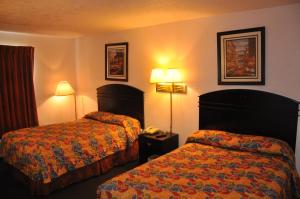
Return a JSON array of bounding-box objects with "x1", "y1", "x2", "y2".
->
[{"x1": 144, "y1": 126, "x2": 161, "y2": 134}]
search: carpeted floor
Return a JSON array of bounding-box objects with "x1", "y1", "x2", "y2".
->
[{"x1": 0, "y1": 159, "x2": 138, "y2": 199}]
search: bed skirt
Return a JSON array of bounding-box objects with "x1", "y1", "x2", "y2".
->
[{"x1": 6, "y1": 140, "x2": 139, "y2": 196}]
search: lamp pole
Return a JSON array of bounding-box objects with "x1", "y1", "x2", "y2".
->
[
  {"x1": 74, "y1": 94, "x2": 77, "y2": 120},
  {"x1": 170, "y1": 92, "x2": 173, "y2": 135},
  {"x1": 169, "y1": 83, "x2": 174, "y2": 135}
]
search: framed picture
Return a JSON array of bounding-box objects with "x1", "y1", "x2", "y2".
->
[
  {"x1": 105, "y1": 42, "x2": 128, "y2": 81},
  {"x1": 217, "y1": 27, "x2": 265, "y2": 85}
]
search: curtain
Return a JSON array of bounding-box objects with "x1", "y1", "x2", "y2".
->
[{"x1": 0, "y1": 45, "x2": 38, "y2": 137}]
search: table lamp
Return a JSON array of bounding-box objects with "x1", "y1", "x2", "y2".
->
[
  {"x1": 150, "y1": 68, "x2": 186, "y2": 134},
  {"x1": 55, "y1": 81, "x2": 77, "y2": 120}
]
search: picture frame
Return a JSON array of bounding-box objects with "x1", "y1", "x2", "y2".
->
[
  {"x1": 217, "y1": 27, "x2": 265, "y2": 85},
  {"x1": 105, "y1": 42, "x2": 128, "y2": 81}
]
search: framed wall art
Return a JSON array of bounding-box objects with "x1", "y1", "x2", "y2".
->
[
  {"x1": 217, "y1": 27, "x2": 265, "y2": 85},
  {"x1": 105, "y1": 42, "x2": 128, "y2": 81}
]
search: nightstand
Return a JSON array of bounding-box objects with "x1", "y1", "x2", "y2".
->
[{"x1": 139, "y1": 133, "x2": 179, "y2": 164}]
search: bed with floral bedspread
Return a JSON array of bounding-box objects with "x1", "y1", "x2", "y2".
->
[
  {"x1": 97, "y1": 130, "x2": 300, "y2": 199},
  {"x1": 1, "y1": 111, "x2": 141, "y2": 185}
]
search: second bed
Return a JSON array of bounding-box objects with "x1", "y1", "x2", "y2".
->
[{"x1": 97, "y1": 89, "x2": 300, "y2": 199}]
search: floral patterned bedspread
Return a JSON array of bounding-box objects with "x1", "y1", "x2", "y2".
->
[
  {"x1": 97, "y1": 130, "x2": 300, "y2": 199},
  {"x1": 0, "y1": 111, "x2": 141, "y2": 184}
]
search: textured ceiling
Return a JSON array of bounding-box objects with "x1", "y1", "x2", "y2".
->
[{"x1": 0, "y1": 0, "x2": 299, "y2": 36}]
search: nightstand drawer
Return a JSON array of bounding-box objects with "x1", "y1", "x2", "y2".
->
[
  {"x1": 139, "y1": 137, "x2": 160, "y2": 155},
  {"x1": 139, "y1": 133, "x2": 179, "y2": 163},
  {"x1": 143, "y1": 141, "x2": 159, "y2": 152}
]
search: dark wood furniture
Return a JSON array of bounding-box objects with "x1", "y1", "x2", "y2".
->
[
  {"x1": 139, "y1": 133, "x2": 179, "y2": 164},
  {"x1": 97, "y1": 84, "x2": 144, "y2": 128},
  {"x1": 5, "y1": 84, "x2": 144, "y2": 195},
  {"x1": 199, "y1": 89, "x2": 299, "y2": 151}
]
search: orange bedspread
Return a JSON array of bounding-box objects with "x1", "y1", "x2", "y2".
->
[
  {"x1": 97, "y1": 130, "x2": 300, "y2": 199},
  {"x1": 0, "y1": 112, "x2": 141, "y2": 184}
]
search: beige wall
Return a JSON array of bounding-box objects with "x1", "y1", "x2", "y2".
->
[
  {"x1": 76, "y1": 4, "x2": 300, "y2": 169},
  {"x1": 0, "y1": 32, "x2": 77, "y2": 125}
]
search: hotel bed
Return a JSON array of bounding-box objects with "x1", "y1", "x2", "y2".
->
[
  {"x1": 97, "y1": 89, "x2": 300, "y2": 199},
  {"x1": 0, "y1": 84, "x2": 144, "y2": 195}
]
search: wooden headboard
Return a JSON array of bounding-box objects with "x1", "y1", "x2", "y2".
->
[
  {"x1": 97, "y1": 84, "x2": 144, "y2": 128},
  {"x1": 199, "y1": 89, "x2": 299, "y2": 151}
]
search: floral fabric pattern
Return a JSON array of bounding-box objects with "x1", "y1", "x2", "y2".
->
[
  {"x1": 97, "y1": 130, "x2": 300, "y2": 199},
  {"x1": 186, "y1": 130, "x2": 295, "y2": 163},
  {"x1": 1, "y1": 112, "x2": 141, "y2": 184},
  {"x1": 84, "y1": 111, "x2": 141, "y2": 145}
]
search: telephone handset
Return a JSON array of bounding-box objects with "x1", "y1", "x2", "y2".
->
[{"x1": 144, "y1": 126, "x2": 161, "y2": 134}]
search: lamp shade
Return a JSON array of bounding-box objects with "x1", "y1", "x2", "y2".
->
[
  {"x1": 165, "y1": 68, "x2": 182, "y2": 82},
  {"x1": 55, "y1": 81, "x2": 75, "y2": 96},
  {"x1": 150, "y1": 68, "x2": 165, "y2": 83}
]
